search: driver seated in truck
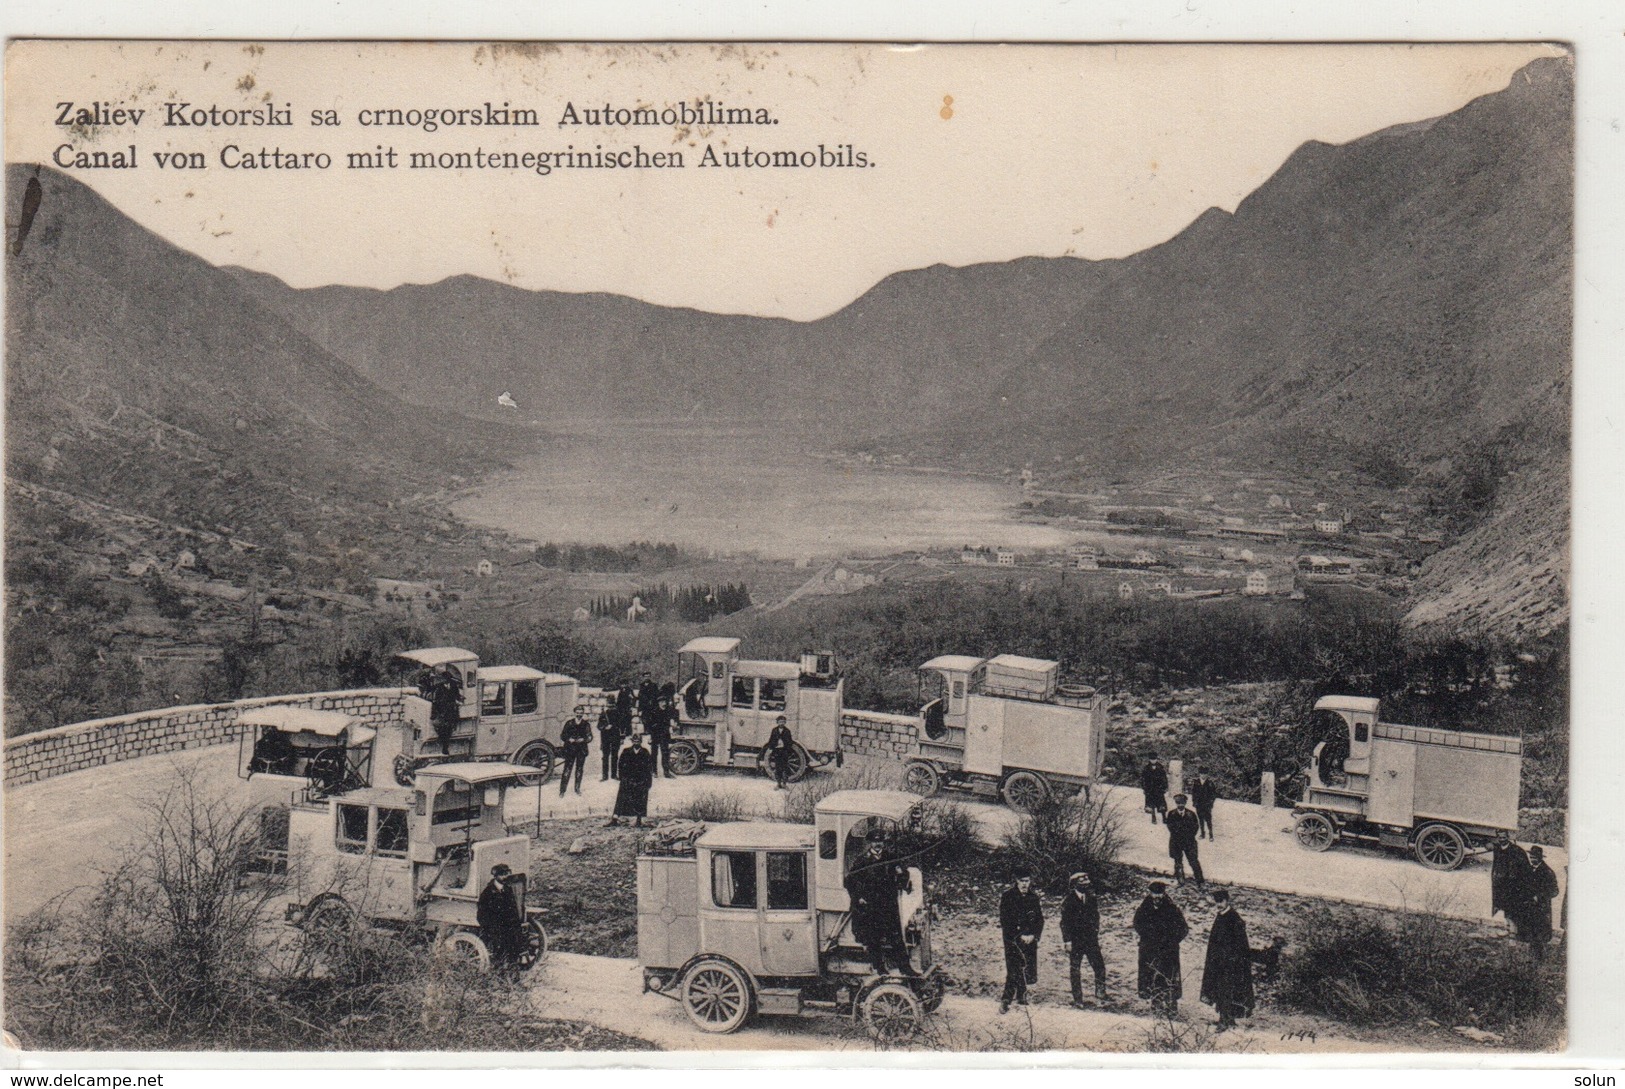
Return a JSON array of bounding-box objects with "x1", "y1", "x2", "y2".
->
[
  {"x1": 844, "y1": 828, "x2": 917, "y2": 978},
  {"x1": 1316, "y1": 725, "x2": 1350, "y2": 785},
  {"x1": 250, "y1": 724, "x2": 296, "y2": 775}
]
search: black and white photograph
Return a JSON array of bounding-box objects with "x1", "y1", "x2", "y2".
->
[{"x1": 0, "y1": 37, "x2": 1587, "y2": 1061}]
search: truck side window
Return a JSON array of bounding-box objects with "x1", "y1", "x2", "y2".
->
[
  {"x1": 512, "y1": 680, "x2": 539, "y2": 715},
  {"x1": 711, "y1": 851, "x2": 758, "y2": 908},
  {"x1": 759, "y1": 679, "x2": 787, "y2": 712},
  {"x1": 766, "y1": 852, "x2": 809, "y2": 910},
  {"x1": 336, "y1": 804, "x2": 369, "y2": 854},
  {"x1": 952, "y1": 680, "x2": 965, "y2": 699},
  {"x1": 375, "y1": 808, "x2": 409, "y2": 857},
  {"x1": 1354, "y1": 723, "x2": 1369, "y2": 743},
  {"x1": 480, "y1": 683, "x2": 506, "y2": 717},
  {"x1": 819, "y1": 830, "x2": 838, "y2": 859},
  {"x1": 731, "y1": 677, "x2": 756, "y2": 709}
]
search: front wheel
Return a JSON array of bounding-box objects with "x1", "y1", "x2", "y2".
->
[
  {"x1": 438, "y1": 930, "x2": 491, "y2": 971},
  {"x1": 513, "y1": 741, "x2": 557, "y2": 787},
  {"x1": 681, "y1": 958, "x2": 754, "y2": 1033},
  {"x1": 1413, "y1": 822, "x2": 1468, "y2": 871},
  {"x1": 861, "y1": 982, "x2": 924, "y2": 1043},
  {"x1": 1001, "y1": 770, "x2": 1050, "y2": 812},
  {"x1": 902, "y1": 760, "x2": 941, "y2": 798},
  {"x1": 667, "y1": 740, "x2": 704, "y2": 776},
  {"x1": 1293, "y1": 812, "x2": 1337, "y2": 852}
]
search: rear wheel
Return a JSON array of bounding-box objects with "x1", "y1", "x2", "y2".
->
[
  {"x1": 1001, "y1": 770, "x2": 1050, "y2": 812},
  {"x1": 438, "y1": 930, "x2": 491, "y2": 971},
  {"x1": 758, "y1": 743, "x2": 811, "y2": 783},
  {"x1": 902, "y1": 760, "x2": 941, "y2": 798},
  {"x1": 1413, "y1": 822, "x2": 1468, "y2": 870},
  {"x1": 513, "y1": 741, "x2": 557, "y2": 787},
  {"x1": 1293, "y1": 812, "x2": 1337, "y2": 852},
  {"x1": 681, "y1": 958, "x2": 753, "y2": 1033},
  {"x1": 667, "y1": 740, "x2": 703, "y2": 776},
  {"x1": 862, "y1": 982, "x2": 924, "y2": 1042},
  {"x1": 518, "y1": 919, "x2": 548, "y2": 970}
]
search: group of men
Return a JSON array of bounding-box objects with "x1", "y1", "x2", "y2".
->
[
  {"x1": 553, "y1": 700, "x2": 659, "y2": 827},
  {"x1": 997, "y1": 870, "x2": 1263, "y2": 1031},
  {"x1": 1491, "y1": 830, "x2": 1562, "y2": 961}
]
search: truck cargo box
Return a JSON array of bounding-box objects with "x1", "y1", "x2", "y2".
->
[
  {"x1": 963, "y1": 693, "x2": 1103, "y2": 780},
  {"x1": 981, "y1": 654, "x2": 1059, "y2": 702},
  {"x1": 637, "y1": 855, "x2": 698, "y2": 970}
]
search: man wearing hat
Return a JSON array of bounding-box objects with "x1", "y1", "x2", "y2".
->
[
  {"x1": 844, "y1": 828, "x2": 916, "y2": 977},
  {"x1": 1165, "y1": 793, "x2": 1205, "y2": 885},
  {"x1": 1200, "y1": 889, "x2": 1255, "y2": 1031},
  {"x1": 1061, "y1": 871, "x2": 1108, "y2": 1006},
  {"x1": 1515, "y1": 845, "x2": 1559, "y2": 962},
  {"x1": 476, "y1": 863, "x2": 526, "y2": 970},
  {"x1": 998, "y1": 868, "x2": 1044, "y2": 1014},
  {"x1": 1133, "y1": 880, "x2": 1189, "y2": 1016}
]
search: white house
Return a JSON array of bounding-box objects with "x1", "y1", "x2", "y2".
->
[{"x1": 996, "y1": 549, "x2": 1017, "y2": 567}]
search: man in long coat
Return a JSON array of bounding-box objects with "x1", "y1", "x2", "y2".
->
[
  {"x1": 596, "y1": 707, "x2": 622, "y2": 781},
  {"x1": 649, "y1": 682, "x2": 678, "y2": 778},
  {"x1": 1134, "y1": 880, "x2": 1189, "y2": 1016},
  {"x1": 1188, "y1": 768, "x2": 1220, "y2": 840},
  {"x1": 1490, "y1": 831, "x2": 1531, "y2": 921},
  {"x1": 475, "y1": 863, "x2": 526, "y2": 970},
  {"x1": 764, "y1": 715, "x2": 796, "y2": 789},
  {"x1": 609, "y1": 732, "x2": 654, "y2": 827},
  {"x1": 1166, "y1": 794, "x2": 1205, "y2": 885},
  {"x1": 1516, "y1": 845, "x2": 1560, "y2": 963},
  {"x1": 1141, "y1": 758, "x2": 1169, "y2": 824},
  {"x1": 1061, "y1": 871, "x2": 1107, "y2": 1005},
  {"x1": 844, "y1": 829, "x2": 915, "y2": 977},
  {"x1": 430, "y1": 666, "x2": 462, "y2": 755},
  {"x1": 998, "y1": 869, "x2": 1044, "y2": 1013},
  {"x1": 1200, "y1": 888, "x2": 1255, "y2": 1031}
]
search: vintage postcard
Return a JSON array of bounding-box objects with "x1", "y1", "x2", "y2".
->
[{"x1": 2, "y1": 40, "x2": 1574, "y2": 1061}]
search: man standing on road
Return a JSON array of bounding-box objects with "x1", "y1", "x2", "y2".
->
[
  {"x1": 1061, "y1": 871, "x2": 1107, "y2": 1006},
  {"x1": 558, "y1": 708, "x2": 592, "y2": 796},
  {"x1": 636, "y1": 670, "x2": 662, "y2": 732},
  {"x1": 1166, "y1": 794, "x2": 1205, "y2": 885},
  {"x1": 609, "y1": 732, "x2": 654, "y2": 828},
  {"x1": 1490, "y1": 830, "x2": 1531, "y2": 922},
  {"x1": 647, "y1": 682, "x2": 677, "y2": 778},
  {"x1": 1189, "y1": 767, "x2": 1219, "y2": 840},
  {"x1": 1200, "y1": 889, "x2": 1255, "y2": 1032},
  {"x1": 1133, "y1": 880, "x2": 1189, "y2": 1017},
  {"x1": 596, "y1": 706, "x2": 622, "y2": 781},
  {"x1": 844, "y1": 829, "x2": 916, "y2": 978},
  {"x1": 1141, "y1": 758, "x2": 1169, "y2": 824},
  {"x1": 998, "y1": 868, "x2": 1044, "y2": 1014},
  {"x1": 1516, "y1": 845, "x2": 1559, "y2": 963},
  {"x1": 475, "y1": 863, "x2": 525, "y2": 970},
  {"x1": 765, "y1": 714, "x2": 795, "y2": 789}
]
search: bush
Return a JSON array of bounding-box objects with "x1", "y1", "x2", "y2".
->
[
  {"x1": 1000, "y1": 791, "x2": 1126, "y2": 894},
  {"x1": 779, "y1": 760, "x2": 903, "y2": 824},
  {"x1": 1278, "y1": 903, "x2": 1564, "y2": 1040},
  {"x1": 676, "y1": 788, "x2": 750, "y2": 823}
]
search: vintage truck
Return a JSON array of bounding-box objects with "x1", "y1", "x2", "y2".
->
[
  {"x1": 900, "y1": 654, "x2": 1108, "y2": 811},
  {"x1": 390, "y1": 647, "x2": 580, "y2": 787},
  {"x1": 1293, "y1": 695, "x2": 1524, "y2": 870},
  {"x1": 668, "y1": 637, "x2": 844, "y2": 782},
  {"x1": 279, "y1": 761, "x2": 549, "y2": 970},
  {"x1": 636, "y1": 789, "x2": 941, "y2": 1040}
]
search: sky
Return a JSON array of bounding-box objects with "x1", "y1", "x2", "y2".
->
[{"x1": 5, "y1": 41, "x2": 1564, "y2": 319}]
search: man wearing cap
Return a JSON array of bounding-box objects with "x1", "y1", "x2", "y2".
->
[
  {"x1": 998, "y1": 869, "x2": 1044, "y2": 1014},
  {"x1": 1188, "y1": 767, "x2": 1219, "y2": 841},
  {"x1": 1200, "y1": 889, "x2": 1255, "y2": 1031},
  {"x1": 1165, "y1": 794, "x2": 1205, "y2": 885},
  {"x1": 1133, "y1": 880, "x2": 1189, "y2": 1016},
  {"x1": 765, "y1": 715, "x2": 796, "y2": 789},
  {"x1": 558, "y1": 706, "x2": 592, "y2": 796},
  {"x1": 844, "y1": 829, "x2": 916, "y2": 977},
  {"x1": 476, "y1": 863, "x2": 526, "y2": 970},
  {"x1": 1515, "y1": 845, "x2": 1559, "y2": 962},
  {"x1": 1141, "y1": 758, "x2": 1169, "y2": 824},
  {"x1": 1061, "y1": 871, "x2": 1108, "y2": 1006},
  {"x1": 430, "y1": 665, "x2": 463, "y2": 755}
]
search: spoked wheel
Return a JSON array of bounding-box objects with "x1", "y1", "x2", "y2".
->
[
  {"x1": 392, "y1": 753, "x2": 419, "y2": 787},
  {"x1": 861, "y1": 982, "x2": 925, "y2": 1043},
  {"x1": 667, "y1": 740, "x2": 703, "y2": 776},
  {"x1": 902, "y1": 760, "x2": 941, "y2": 798},
  {"x1": 513, "y1": 741, "x2": 557, "y2": 787},
  {"x1": 1001, "y1": 770, "x2": 1050, "y2": 812},
  {"x1": 438, "y1": 930, "x2": 492, "y2": 971},
  {"x1": 1412, "y1": 822, "x2": 1468, "y2": 870},
  {"x1": 307, "y1": 747, "x2": 345, "y2": 794},
  {"x1": 760, "y1": 744, "x2": 811, "y2": 783},
  {"x1": 301, "y1": 897, "x2": 356, "y2": 966},
  {"x1": 1293, "y1": 812, "x2": 1337, "y2": 852},
  {"x1": 680, "y1": 958, "x2": 753, "y2": 1033},
  {"x1": 518, "y1": 919, "x2": 548, "y2": 970}
]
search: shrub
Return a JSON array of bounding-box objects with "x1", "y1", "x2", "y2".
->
[
  {"x1": 676, "y1": 788, "x2": 750, "y2": 823},
  {"x1": 779, "y1": 760, "x2": 903, "y2": 824},
  {"x1": 1000, "y1": 791, "x2": 1126, "y2": 894},
  {"x1": 1278, "y1": 903, "x2": 1564, "y2": 1040}
]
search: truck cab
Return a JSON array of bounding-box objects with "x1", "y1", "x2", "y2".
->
[{"x1": 637, "y1": 789, "x2": 939, "y2": 1038}]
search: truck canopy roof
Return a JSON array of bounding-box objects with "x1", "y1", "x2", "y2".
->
[
  {"x1": 679, "y1": 636, "x2": 741, "y2": 655},
  {"x1": 414, "y1": 761, "x2": 539, "y2": 786},
  {"x1": 397, "y1": 647, "x2": 478, "y2": 668},
  {"x1": 920, "y1": 655, "x2": 987, "y2": 674},
  {"x1": 477, "y1": 665, "x2": 554, "y2": 683},
  {"x1": 697, "y1": 822, "x2": 816, "y2": 850},
  {"x1": 331, "y1": 785, "x2": 414, "y2": 808},
  {"x1": 986, "y1": 653, "x2": 1058, "y2": 672},
  {"x1": 815, "y1": 789, "x2": 921, "y2": 824},
  {"x1": 735, "y1": 660, "x2": 800, "y2": 681},
  {"x1": 239, "y1": 706, "x2": 357, "y2": 737},
  {"x1": 1314, "y1": 695, "x2": 1381, "y2": 716}
]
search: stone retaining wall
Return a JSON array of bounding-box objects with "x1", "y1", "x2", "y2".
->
[
  {"x1": 839, "y1": 709, "x2": 922, "y2": 760},
  {"x1": 3, "y1": 688, "x2": 410, "y2": 787}
]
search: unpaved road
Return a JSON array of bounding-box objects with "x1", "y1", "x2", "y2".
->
[{"x1": 4, "y1": 741, "x2": 1563, "y2": 925}]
